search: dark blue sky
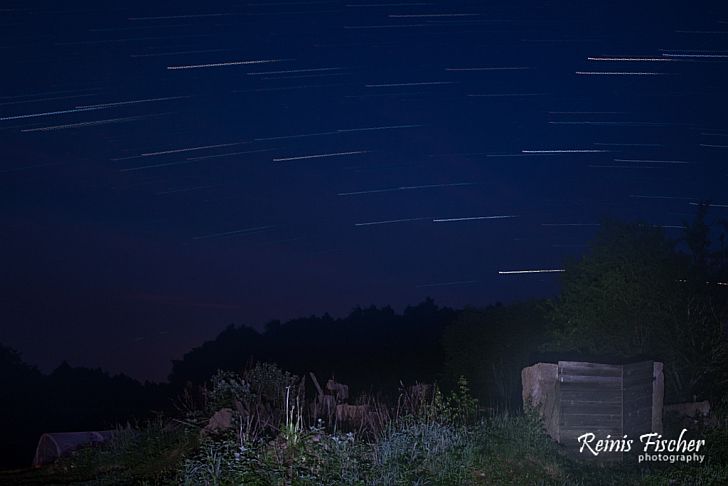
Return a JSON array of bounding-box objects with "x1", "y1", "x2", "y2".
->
[{"x1": 2, "y1": 0, "x2": 727, "y2": 381}]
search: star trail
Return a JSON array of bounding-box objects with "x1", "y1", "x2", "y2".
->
[{"x1": 2, "y1": 0, "x2": 726, "y2": 381}]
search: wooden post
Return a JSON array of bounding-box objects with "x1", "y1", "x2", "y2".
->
[{"x1": 309, "y1": 372, "x2": 324, "y2": 398}]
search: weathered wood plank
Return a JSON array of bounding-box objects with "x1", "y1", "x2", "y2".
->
[
  {"x1": 623, "y1": 379, "x2": 653, "y2": 389},
  {"x1": 554, "y1": 360, "x2": 656, "y2": 450},
  {"x1": 624, "y1": 406, "x2": 652, "y2": 416},
  {"x1": 622, "y1": 361, "x2": 652, "y2": 438},
  {"x1": 623, "y1": 387, "x2": 652, "y2": 397},
  {"x1": 561, "y1": 397, "x2": 621, "y2": 406},
  {"x1": 627, "y1": 392, "x2": 652, "y2": 403},
  {"x1": 561, "y1": 417, "x2": 622, "y2": 427},
  {"x1": 560, "y1": 375, "x2": 622, "y2": 385},
  {"x1": 559, "y1": 362, "x2": 623, "y2": 377},
  {"x1": 624, "y1": 380, "x2": 653, "y2": 390},
  {"x1": 560, "y1": 428, "x2": 622, "y2": 438},
  {"x1": 560, "y1": 361, "x2": 623, "y2": 371},
  {"x1": 561, "y1": 381, "x2": 621, "y2": 390},
  {"x1": 624, "y1": 414, "x2": 651, "y2": 426},
  {"x1": 561, "y1": 403, "x2": 622, "y2": 414},
  {"x1": 623, "y1": 361, "x2": 653, "y2": 372},
  {"x1": 623, "y1": 368, "x2": 654, "y2": 379},
  {"x1": 623, "y1": 372, "x2": 653, "y2": 382},
  {"x1": 560, "y1": 387, "x2": 621, "y2": 397},
  {"x1": 559, "y1": 372, "x2": 622, "y2": 380},
  {"x1": 623, "y1": 392, "x2": 652, "y2": 403}
]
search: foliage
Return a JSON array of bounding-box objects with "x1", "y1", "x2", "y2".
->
[
  {"x1": 546, "y1": 220, "x2": 685, "y2": 358},
  {"x1": 168, "y1": 299, "x2": 457, "y2": 397},
  {"x1": 545, "y1": 214, "x2": 728, "y2": 402},
  {"x1": 206, "y1": 370, "x2": 252, "y2": 414},
  {"x1": 434, "y1": 376, "x2": 479, "y2": 426},
  {"x1": 442, "y1": 301, "x2": 550, "y2": 409},
  {"x1": 243, "y1": 362, "x2": 298, "y2": 407},
  {"x1": 178, "y1": 365, "x2": 485, "y2": 485}
]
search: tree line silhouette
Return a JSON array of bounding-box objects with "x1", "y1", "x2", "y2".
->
[{"x1": 2, "y1": 204, "x2": 726, "y2": 469}]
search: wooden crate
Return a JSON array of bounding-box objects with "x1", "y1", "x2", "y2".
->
[{"x1": 557, "y1": 360, "x2": 659, "y2": 460}]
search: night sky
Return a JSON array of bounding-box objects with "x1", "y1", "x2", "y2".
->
[{"x1": 2, "y1": 0, "x2": 727, "y2": 382}]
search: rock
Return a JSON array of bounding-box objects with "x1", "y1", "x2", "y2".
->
[
  {"x1": 521, "y1": 363, "x2": 559, "y2": 441},
  {"x1": 521, "y1": 363, "x2": 558, "y2": 410},
  {"x1": 326, "y1": 379, "x2": 349, "y2": 402},
  {"x1": 203, "y1": 408, "x2": 234, "y2": 434},
  {"x1": 336, "y1": 404, "x2": 370, "y2": 425}
]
